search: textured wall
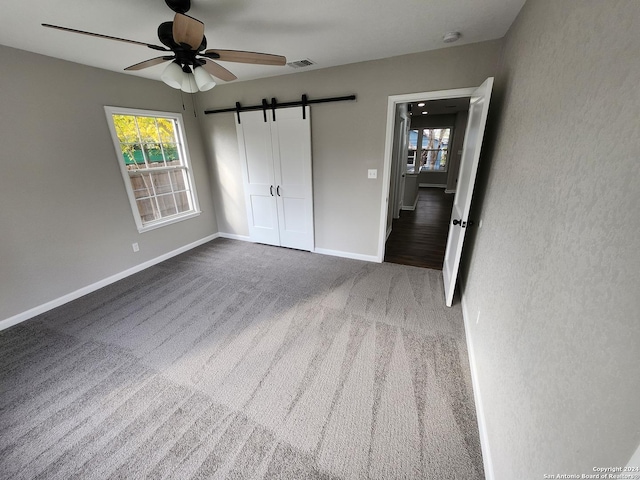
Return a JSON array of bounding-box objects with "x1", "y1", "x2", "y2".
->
[
  {"x1": 198, "y1": 41, "x2": 502, "y2": 257},
  {"x1": 0, "y1": 45, "x2": 217, "y2": 321},
  {"x1": 461, "y1": 1, "x2": 640, "y2": 478}
]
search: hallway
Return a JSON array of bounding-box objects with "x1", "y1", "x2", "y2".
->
[{"x1": 384, "y1": 187, "x2": 455, "y2": 270}]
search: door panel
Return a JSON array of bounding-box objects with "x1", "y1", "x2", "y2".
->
[
  {"x1": 272, "y1": 107, "x2": 314, "y2": 251},
  {"x1": 236, "y1": 110, "x2": 280, "y2": 246},
  {"x1": 251, "y1": 196, "x2": 278, "y2": 229},
  {"x1": 244, "y1": 123, "x2": 273, "y2": 185},
  {"x1": 281, "y1": 197, "x2": 306, "y2": 232},
  {"x1": 443, "y1": 77, "x2": 494, "y2": 306}
]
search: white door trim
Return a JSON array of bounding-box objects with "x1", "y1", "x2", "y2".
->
[{"x1": 378, "y1": 87, "x2": 476, "y2": 262}]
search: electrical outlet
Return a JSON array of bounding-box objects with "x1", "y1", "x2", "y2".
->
[
  {"x1": 132, "y1": 242, "x2": 139, "y2": 252},
  {"x1": 368, "y1": 169, "x2": 377, "y2": 179}
]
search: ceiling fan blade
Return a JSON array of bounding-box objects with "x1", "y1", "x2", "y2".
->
[
  {"x1": 42, "y1": 23, "x2": 168, "y2": 51},
  {"x1": 172, "y1": 13, "x2": 204, "y2": 50},
  {"x1": 124, "y1": 56, "x2": 173, "y2": 71},
  {"x1": 204, "y1": 49, "x2": 286, "y2": 66},
  {"x1": 200, "y1": 59, "x2": 237, "y2": 82}
]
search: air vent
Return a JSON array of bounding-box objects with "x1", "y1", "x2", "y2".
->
[{"x1": 287, "y1": 59, "x2": 315, "y2": 69}]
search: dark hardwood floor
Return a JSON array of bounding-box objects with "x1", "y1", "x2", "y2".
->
[{"x1": 384, "y1": 187, "x2": 455, "y2": 270}]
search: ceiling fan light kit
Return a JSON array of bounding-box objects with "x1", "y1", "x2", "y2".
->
[
  {"x1": 160, "y1": 61, "x2": 215, "y2": 93},
  {"x1": 41, "y1": 0, "x2": 286, "y2": 93},
  {"x1": 161, "y1": 61, "x2": 184, "y2": 89},
  {"x1": 193, "y1": 65, "x2": 216, "y2": 91},
  {"x1": 180, "y1": 69, "x2": 199, "y2": 94}
]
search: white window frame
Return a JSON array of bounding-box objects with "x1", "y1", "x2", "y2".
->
[{"x1": 104, "y1": 106, "x2": 201, "y2": 233}]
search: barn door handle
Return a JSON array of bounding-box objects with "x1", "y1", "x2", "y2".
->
[
  {"x1": 270, "y1": 185, "x2": 274, "y2": 196},
  {"x1": 276, "y1": 185, "x2": 281, "y2": 196},
  {"x1": 453, "y1": 219, "x2": 467, "y2": 227}
]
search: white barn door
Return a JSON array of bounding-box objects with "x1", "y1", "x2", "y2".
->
[
  {"x1": 271, "y1": 107, "x2": 314, "y2": 251},
  {"x1": 443, "y1": 77, "x2": 494, "y2": 307},
  {"x1": 237, "y1": 107, "x2": 314, "y2": 251},
  {"x1": 236, "y1": 110, "x2": 281, "y2": 246}
]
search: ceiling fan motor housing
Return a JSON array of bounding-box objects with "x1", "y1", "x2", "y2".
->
[{"x1": 165, "y1": 0, "x2": 190, "y2": 14}]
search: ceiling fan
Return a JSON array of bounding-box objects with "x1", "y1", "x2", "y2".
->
[{"x1": 42, "y1": 0, "x2": 287, "y2": 93}]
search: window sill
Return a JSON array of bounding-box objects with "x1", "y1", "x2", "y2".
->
[{"x1": 137, "y1": 210, "x2": 201, "y2": 233}]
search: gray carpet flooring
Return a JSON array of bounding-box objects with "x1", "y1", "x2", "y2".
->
[{"x1": 0, "y1": 238, "x2": 484, "y2": 479}]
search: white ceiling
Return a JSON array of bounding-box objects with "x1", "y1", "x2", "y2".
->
[{"x1": 0, "y1": 0, "x2": 525, "y2": 84}]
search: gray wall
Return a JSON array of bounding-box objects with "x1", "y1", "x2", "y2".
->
[
  {"x1": 199, "y1": 41, "x2": 502, "y2": 257},
  {"x1": 0, "y1": 45, "x2": 217, "y2": 321},
  {"x1": 461, "y1": 1, "x2": 640, "y2": 477}
]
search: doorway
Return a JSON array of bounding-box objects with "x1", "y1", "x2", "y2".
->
[
  {"x1": 384, "y1": 187, "x2": 455, "y2": 269},
  {"x1": 378, "y1": 79, "x2": 494, "y2": 306},
  {"x1": 381, "y1": 95, "x2": 471, "y2": 270}
]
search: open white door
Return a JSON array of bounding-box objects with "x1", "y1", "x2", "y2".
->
[
  {"x1": 442, "y1": 77, "x2": 494, "y2": 307},
  {"x1": 396, "y1": 114, "x2": 409, "y2": 217}
]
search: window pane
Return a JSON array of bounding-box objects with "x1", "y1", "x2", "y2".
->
[
  {"x1": 157, "y1": 118, "x2": 176, "y2": 143},
  {"x1": 136, "y1": 116, "x2": 160, "y2": 143},
  {"x1": 419, "y1": 128, "x2": 451, "y2": 172},
  {"x1": 163, "y1": 143, "x2": 180, "y2": 166},
  {"x1": 156, "y1": 193, "x2": 177, "y2": 217},
  {"x1": 169, "y1": 170, "x2": 187, "y2": 191},
  {"x1": 408, "y1": 129, "x2": 419, "y2": 150},
  {"x1": 152, "y1": 172, "x2": 173, "y2": 195},
  {"x1": 113, "y1": 115, "x2": 138, "y2": 143},
  {"x1": 131, "y1": 174, "x2": 153, "y2": 199},
  {"x1": 136, "y1": 198, "x2": 158, "y2": 222},
  {"x1": 121, "y1": 144, "x2": 144, "y2": 168},
  {"x1": 407, "y1": 129, "x2": 419, "y2": 172},
  {"x1": 175, "y1": 191, "x2": 191, "y2": 213},
  {"x1": 141, "y1": 143, "x2": 163, "y2": 167}
]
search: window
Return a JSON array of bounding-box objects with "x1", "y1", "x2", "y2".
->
[
  {"x1": 407, "y1": 127, "x2": 452, "y2": 173},
  {"x1": 105, "y1": 107, "x2": 200, "y2": 232}
]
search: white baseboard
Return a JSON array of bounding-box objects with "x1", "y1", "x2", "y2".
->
[
  {"x1": 401, "y1": 194, "x2": 420, "y2": 211},
  {"x1": 0, "y1": 233, "x2": 220, "y2": 332},
  {"x1": 419, "y1": 183, "x2": 446, "y2": 188},
  {"x1": 627, "y1": 442, "x2": 640, "y2": 468},
  {"x1": 461, "y1": 294, "x2": 495, "y2": 480},
  {"x1": 217, "y1": 232, "x2": 251, "y2": 242},
  {"x1": 314, "y1": 247, "x2": 380, "y2": 263}
]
